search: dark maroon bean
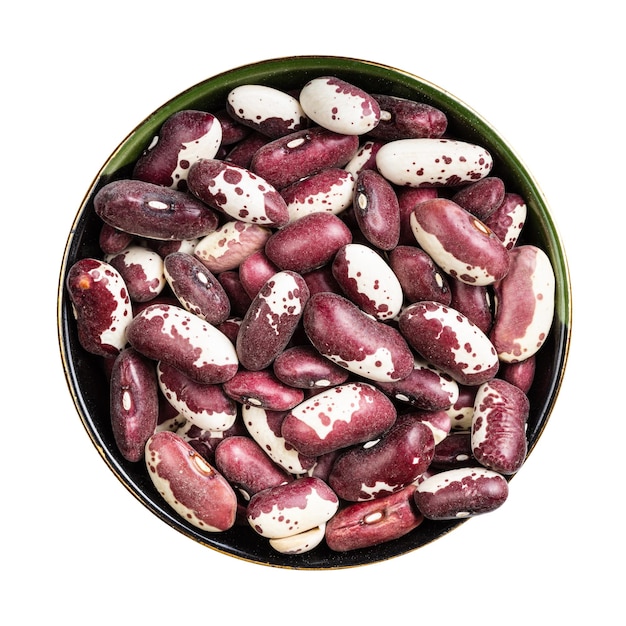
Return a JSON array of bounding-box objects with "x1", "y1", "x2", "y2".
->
[{"x1": 110, "y1": 347, "x2": 158, "y2": 462}]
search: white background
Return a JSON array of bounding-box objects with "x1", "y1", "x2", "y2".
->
[{"x1": 3, "y1": 1, "x2": 621, "y2": 623}]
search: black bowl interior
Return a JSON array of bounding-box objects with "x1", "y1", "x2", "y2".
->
[{"x1": 57, "y1": 55, "x2": 572, "y2": 569}]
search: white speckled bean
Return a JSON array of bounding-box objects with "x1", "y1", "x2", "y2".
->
[
  {"x1": 246, "y1": 476, "x2": 339, "y2": 539},
  {"x1": 331, "y1": 243, "x2": 403, "y2": 321},
  {"x1": 186, "y1": 158, "x2": 290, "y2": 227},
  {"x1": 105, "y1": 245, "x2": 166, "y2": 303},
  {"x1": 269, "y1": 524, "x2": 326, "y2": 554},
  {"x1": 194, "y1": 220, "x2": 272, "y2": 273},
  {"x1": 226, "y1": 84, "x2": 308, "y2": 138},
  {"x1": 126, "y1": 303, "x2": 238, "y2": 384},
  {"x1": 376, "y1": 138, "x2": 493, "y2": 188},
  {"x1": 299, "y1": 76, "x2": 381, "y2": 136}
]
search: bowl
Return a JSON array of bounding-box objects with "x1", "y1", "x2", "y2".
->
[{"x1": 57, "y1": 55, "x2": 572, "y2": 569}]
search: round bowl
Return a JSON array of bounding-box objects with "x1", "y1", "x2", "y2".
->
[{"x1": 57, "y1": 55, "x2": 572, "y2": 569}]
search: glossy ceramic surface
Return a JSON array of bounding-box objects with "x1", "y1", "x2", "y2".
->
[{"x1": 57, "y1": 56, "x2": 572, "y2": 569}]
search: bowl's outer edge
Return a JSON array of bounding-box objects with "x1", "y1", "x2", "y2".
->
[{"x1": 57, "y1": 55, "x2": 572, "y2": 569}]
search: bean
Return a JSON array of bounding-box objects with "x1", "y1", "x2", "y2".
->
[
  {"x1": 414, "y1": 467, "x2": 509, "y2": 520},
  {"x1": 374, "y1": 357, "x2": 459, "y2": 412},
  {"x1": 451, "y1": 176, "x2": 506, "y2": 221},
  {"x1": 94, "y1": 179, "x2": 219, "y2": 241},
  {"x1": 471, "y1": 377, "x2": 530, "y2": 475},
  {"x1": 110, "y1": 347, "x2": 159, "y2": 462},
  {"x1": 352, "y1": 168, "x2": 401, "y2": 250},
  {"x1": 145, "y1": 430, "x2": 238, "y2": 531},
  {"x1": 490, "y1": 244, "x2": 555, "y2": 363},
  {"x1": 299, "y1": 76, "x2": 380, "y2": 136},
  {"x1": 66, "y1": 258, "x2": 133, "y2": 357},
  {"x1": 222, "y1": 368, "x2": 305, "y2": 411},
  {"x1": 325, "y1": 484, "x2": 423, "y2": 552},
  {"x1": 250, "y1": 126, "x2": 359, "y2": 189},
  {"x1": 226, "y1": 84, "x2": 308, "y2": 138},
  {"x1": 214, "y1": 435, "x2": 292, "y2": 500},
  {"x1": 368, "y1": 93, "x2": 448, "y2": 140},
  {"x1": 236, "y1": 270, "x2": 309, "y2": 371},
  {"x1": 281, "y1": 381, "x2": 397, "y2": 457},
  {"x1": 163, "y1": 251, "x2": 231, "y2": 325},
  {"x1": 398, "y1": 300, "x2": 499, "y2": 386},
  {"x1": 186, "y1": 158, "x2": 290, "y2": 227},
  {"x1": 156, "y1": 361, "x2": 237, "y2": 431},
  {"x1": 376, "y1": 138, "x2": 493, "y2": 188},
  {"x1": 246, "y1": 476, "x2": 339, "y2": 539},
  {"x1": 132, "y1": 110, "x2": 222, "y2": 190},
  {"x1": 410, "y1": 197, "x2": 510, "y2": 286},
  {"x1": 303, "y1": 292, "x2": 414, "y2": 383},
  {"x1": 127, "y1": 303, "x2": 238, "y2": 384},
  {"x1": 331, "y1": 243, "x2": 403, "y2": 321},
  {"x1": 328, "y1": 415, "x2": 435, "y2": 501},
  {"x1": 264, "y1": 212, "x2": 352, "y2": 273}
]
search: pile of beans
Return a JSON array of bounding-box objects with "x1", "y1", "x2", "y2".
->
[{"x1": 66, "y1": 75, "x2": 555, "y2": 555}]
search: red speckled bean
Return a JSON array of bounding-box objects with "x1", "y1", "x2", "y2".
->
[
  {"x1": 145, "y1": 430, "x2": 238, "y2": 531},
  {"x1": 325, "y1": 484, "x2": 423, "y2": 552},
  {"x1": 280, "y1": 168, "x2": 355, "y2": 222},
  {"x1": 410, "y1": 197, "x2": 510, "y2": 286},
  {"x1": 238, "y1": 249, "x2": 280, "y2": 299},
  {"x1": 352, "y1": 169, "x2": 401, "y2": 250},
  {"x1": 272, "y1": 345, "x2": 350, "y2": 389},
  {"x1": 490, "y1": 244, "x2": 555, "y2": 363},
  {"x1": 328, "y1": 415, "x2": 435, "y2": 501},
  {"x1": 499, "y1": 356, "x2": 536, "y2": 394},
  {"x1": 398, "y1": 300, "x2": 499, "y2": 386},
  {"x1": 250, "y1": 126, "x2": 359, "y2": 189},
  {"x1": 127, "y1": 303, "x2": 238, "y2": 384},
  {"x1": 106, "y1": 245, "x2": 166, "y2": 303},
  {"x1": 396, "y1": 187, "x2": 439, "y2": 245},
  {"x1": 194, "y1": 220, "x2": 272, "y2": 273},
  {"x1": 222, "y1": 368, "x2": 305, "y2": 411},
  {"x1": 430, "y1": 431, "x2": 476, "y2": 469},
  {"x1": 471, "y1": 378, "x2": 529, "y2": 475},
  {"x1": 226, "y1": 84, "x2": 308, "y2": 138},
  {"x1": 66, "y1": 258, "x2": 133, "y2": 357},
  {"x1": 99, "y1": 222, "x2": 134, "y2": 255},
  {"x1": 483, "y1": 192, "x2": 527, "y2": 250},
  {"x1": 133, "y1": 110, "x2": 222, "y2": 190},
  {"x1": 242, "y1": 405, "x2": 317, "y2": 475},
  {"x1": 214, "y1": 435, "x2": 292, "y2": 500},
  {"x1": 375, "y1": 357, "x2": 459, "y2": 412},
  {"x1": 265, "y1": 212, "x2": 352, "y2": 273},
  {"x1": 451, "y1": 176, "x2": 506, "y2": 221},
  {"x1": 448, "y1": 277, "x2": 493, "y2": 335},
  {"x1": 303, "y1": 292, "x2": 415, "y2": 383},
  {"x1": 281, "y1": 382, "x2": 397, "y2": 457},
  {"x1": 94, "y1": 179, "x2": 219, "y2": 241},
  {"x1": 110, "y1": 347, "x2": 159, "y2": 462},
  {"x1": 414, "y1": 467, "x2": 509, "y2": 520},
  {"x1": 331, "y1": 243, "x2": 403, "y2": 321},
  {"x1": 186, "y1": 158, "x2": 290, "y2": 227},
  {"x1": 369, "y1": 94, "x2": 447, "y2": 140},
  {"x1": 236, "y1": 271, "x2": 309, "y2": 371},
  {"x1": 163, "y1": 251, "x2": 230, "y2": 325},
  {"x1": 389, "y1": 245, "x2": 451, "y2": 305},
  {"x1": 156, "y1": 361, "x2": 237, "y2": 432}
]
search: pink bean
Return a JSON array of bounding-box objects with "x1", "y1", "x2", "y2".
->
[{"x1": 145, "y1": 430, "x2": 238, "y2": 531}]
